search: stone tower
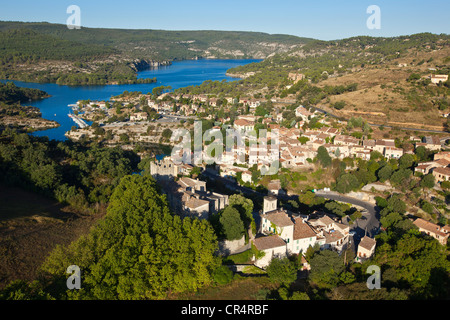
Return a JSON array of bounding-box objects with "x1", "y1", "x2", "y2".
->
[{"x1": 263, "y1": 196, "x2": 278, "y2": 214}]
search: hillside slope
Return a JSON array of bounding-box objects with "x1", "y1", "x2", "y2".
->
[
  {"x1": 0, "y1": 21, "x2": 313, "y2": 86},
  {"x1": 224, "y1": 33, "x2": 450, "y2": 130},
  {"x1": 0, "y1": 21, "x2": 313, "y2": 60}
]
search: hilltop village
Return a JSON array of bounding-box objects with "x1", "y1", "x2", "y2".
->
[
  {"x1": 62, "y1": 83, "x2": 450, "y2": 272},
  {"x1": 1, "y1": 20, "x2": 450, "y2": 301}
]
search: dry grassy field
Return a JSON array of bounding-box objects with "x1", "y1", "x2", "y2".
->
[
  {"x1": 0, "y1": 185, "x2": 105, "y2": 289},
  {"x1": 317, "y1": 47, "x2": 450, "y2": 130}
]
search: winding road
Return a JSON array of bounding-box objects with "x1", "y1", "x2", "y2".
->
[
  {"x1": 314, "y1": 190, "x2": 381, "y2": 240},
  {"x1": 201, "y1": 170, "x2": 381, "y2": 241},
  {"x1": 273, "y1": 99, "x2": 450, "y2": 134}
]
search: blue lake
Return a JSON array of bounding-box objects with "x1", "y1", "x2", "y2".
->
[{"x1": 1, "y1": 59, "x2": 260, "y2": 141}]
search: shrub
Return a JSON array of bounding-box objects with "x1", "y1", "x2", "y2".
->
[
  {"x1": 267, "y1": 258, "x2": 297, "y2": 285},
  {"x1": 213, "y1": 266, "x2": 234, "y2": 286}
]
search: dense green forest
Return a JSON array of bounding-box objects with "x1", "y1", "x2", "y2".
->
[
  {"x1": 0, "y1": 82, "x2": 48, "y2": 104},
  {"x1": 0, "y1": 174, "x2": 220, "y2": 300},
  {"x1": 0, "y1": 29, "x2": 156, "y2": 86},
  {"x1": 0, "y1": 21, "x2": 312, "y2": 86},
  {"x1": 0, "y1": 29, "x2": 116, "y2": 62},
  {"x1": 0, "y1": 82, "x2": 51, "y2": 127},
  {"x1": 173, "y1": 33, "x2": 449, "y2": 101},
  {"x1": 0, "y1": 128, "x2": 139, "y2": 211},
  {"x1": 0, "y1": 31, "x2": 159, "y2": 86},
  {"x1": 0, "y1": 21, "x2": 312, "y2": 60}
]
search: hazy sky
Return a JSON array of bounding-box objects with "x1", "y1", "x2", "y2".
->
[{"x1": 1, "y1": 0, "x2": 449, "y2": 40}]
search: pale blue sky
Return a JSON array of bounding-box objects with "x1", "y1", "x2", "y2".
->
[{"x1": 0, "y1": 0, "x2": 449, "y2": 40}]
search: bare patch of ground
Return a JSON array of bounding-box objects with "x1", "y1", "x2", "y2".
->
[{"x1": 0, "y1": 185, "x2": 105, "y2": 289}]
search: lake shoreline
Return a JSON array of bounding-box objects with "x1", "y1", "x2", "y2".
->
[{"x1": 1, "y1": 59, "x2": 260, "y2": 141}]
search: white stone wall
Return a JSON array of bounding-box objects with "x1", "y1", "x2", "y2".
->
[
  {"x1": 292, "y1": 237, "x2": 317, "y2": 255},
  {"x1": 254, "y1": 246, "x2": 287, "y2": 269}
]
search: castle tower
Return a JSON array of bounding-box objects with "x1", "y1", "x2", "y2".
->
[{"x1": 263, "y1": 196, "x2": 278, "y2": 214}]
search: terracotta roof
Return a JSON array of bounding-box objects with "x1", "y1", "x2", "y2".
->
[
  {"x1": 234, "y1": 119, "x2": 254, "y2": 127},
  {"x1": 178, "y1": 177, "x2": 203, "y2": 189},
  {"x1": 363, "y1": 140, "x2": 376, "y2": 147},
  {"x1": 432, "y1": 167, "x2": 450, "y2": 176},
  {"x1": 318, "y1": 215, "x2": 335, "y2": 226},
  {"x1": 415, "y1": 164, "x2": 431, "y2": 171},
  {"x1": 254, "y1": 235, "x2": 286, "y2": 251},
  {"x1": 185, "y1": 197, "x2": 209, "y2": 210},
  {"x1": 413, "y1": 218, "x2": 448, "y2": 238},
  {"x1": 263, "y1": 210, "x2": 294, "y2": 227},
  {"x1": 323, "y1": 230, "x2": 345, "y2": 244},
  {"x1": 376, "y1": 139, "x2": 396, "y2": 147},
  {"x1": 264, "y1": 195, "x2": 278, "y2": 202},
  {"x1": 293, "y1": 218, "x2": 316, "y2": 240},
  {"x1": 435, "y1": 158, "x2": 450, "y2": 167},
  {"x1": 358, "y1": 236, "x2": 376, "y2": 251},
  {"x1": 334, "y1": 221, "x2": 350, "y2": 233}
]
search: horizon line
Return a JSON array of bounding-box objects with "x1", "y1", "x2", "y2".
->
[{"x1": 0, "y1": 19, "x2": 448, "y2": 43}]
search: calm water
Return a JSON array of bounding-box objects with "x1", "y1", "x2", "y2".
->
[{"x1": 2, "y1": 59, "x2": 260, "y2": 141}]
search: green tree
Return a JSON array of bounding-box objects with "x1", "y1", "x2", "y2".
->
[
  {"x1": 219, "y1": 206, "x2": 246, "y2": 241},
  {"x1": 161, "y1": 128, "x2": 173, "y2": 140},
  {"x1": 304, "y1": 243, "x2": 320, "y2": 262},
  {"x1": 380, "y1": 212, "x2": 404, "y2": 229},
  {"x1": 332, "y1": 101, "x2": 346, "y2": 110},
  {"x1": 266, "y1": 258, "x2": 297, "y2": 286},
  {"x1": 415, "y1": 145, "x2": 433, "y2": 162},
  {"x1": 228, "y1": 194, "x2": 255, "y2": 234},
  {"x1": 420, "y1": 174, "x2": 435, "y2": 189},
  {"x1": 317, "y1": 146, "x2": 332, "y2": 168},
  {"x1": 309, "y1": 250, "x2": 345, "y2": 289},
  {"x1": 398, "y1": 154, "x2": 415, "y2": 169},
  {"x1": 377, "y1": 164, "x2": 393, "y2": 182},
  {"x1": 373, "y1": 233, "x2": 450, "y2": 299},
  {"x1": 386, "y1": 194, "x2": 407, "y2": 214},
  {"x1": 335, "y1": 173, "x2": 360, "y2": 194},
  {"x1": 390, "y1": 168, "x2": 412, "y2": 188},
  {"x1": 41, "y1": 175, "x2": 219, "y2": 300},
  {"x1": 420, "y1": 200, "x2": 434, "y2": 214},
  {"x1": 212, "y1": 265, "x2": 234, "y2": 285}
]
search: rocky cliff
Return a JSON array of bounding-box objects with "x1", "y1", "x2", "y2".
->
[{"x1": 130, "y1": 59, "x2": 172, "y2": 72}]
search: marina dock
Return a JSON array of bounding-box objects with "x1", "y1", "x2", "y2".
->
[{"x1": 68, "y1": 114, "x2": 89, "y2": 129}]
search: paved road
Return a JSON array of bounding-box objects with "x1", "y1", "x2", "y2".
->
[
  {"x1": 313, "y1": 105, "x2": 450, "y2": 134},
  {"x1": 315, "y1": 190, "x2": 380, "y2": 239},
  {"x1": 160, "y1": 114, "x2": 196, "y2": 121},
  {"x1": 201, "y1": 170, "x2": 381, "y2": 239}
]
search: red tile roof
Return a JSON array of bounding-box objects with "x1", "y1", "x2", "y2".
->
[
  {"x1": 254, "y1": 235, "x2": 286, "y2": 251},
  {"x1": 263, "y1": 210, "x2": 294, "y2": 227},
  {"x1": 293, "y1": 218, "x2": 317, "y2": 240},
  {"x1": 358, "y1": 236, "x2": 376, "y2": 251},
  {"x1": 413, "y1": 218, "x2": 448, "y2": 238}
]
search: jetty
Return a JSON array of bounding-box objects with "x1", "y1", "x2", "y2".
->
[{"x1": 68, "y1": 114, "x2": 88, "y2": 129}]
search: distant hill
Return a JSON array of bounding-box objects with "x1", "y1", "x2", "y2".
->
[
  {"x1": 0, "y1": 20, "x2": 314, "y2": 86},
  {"x1": 0, "y1": 82, "x2": 48, "y2": 104},
  {"x1": 0, "y1": 21, "x2": 313, "y2": 60},
  {"x1": 195, "y1": 33, "x2": 450, "y2": 130}
]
